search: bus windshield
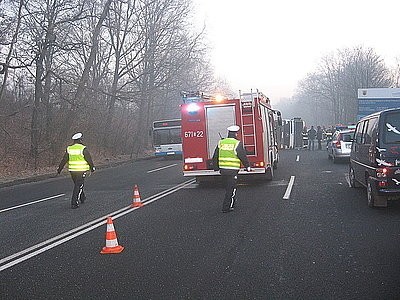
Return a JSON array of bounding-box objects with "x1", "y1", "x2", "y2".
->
[
  {"x1": 153, "y1": 128, "x2": 181, "y2": 146},
  {"x1": 152, "y1": 119, "x2": 182, "y2": 157},
  {"x1": 383, "y1": 112, "x2": 400, "y2": 144}
]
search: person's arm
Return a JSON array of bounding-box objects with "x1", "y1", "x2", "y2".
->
[
  {"x1": 83, "y1": 148, "x2": 95, "y2": 171},
  {"x1": 236, "y1": 141, "x2": 250, "y2": 168},
  {"x1": 57, "y1": 151, "x2": 68, "y2": 174},
  {"x1": 212, "y1": 145, "x2": 220, "y2": 171}
]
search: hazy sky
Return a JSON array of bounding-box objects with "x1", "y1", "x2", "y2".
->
[{"x1": 192, "y1": 0, "x2": 400, "y2": 101}]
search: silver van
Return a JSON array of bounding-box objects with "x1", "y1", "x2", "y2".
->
[{"x1": 349, "y1": 108, "x2": 400, "y2": 207}]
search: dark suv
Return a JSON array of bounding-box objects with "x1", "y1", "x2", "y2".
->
[{"x1": 349, "y1": 108, "x2": 400, "y2": 207}]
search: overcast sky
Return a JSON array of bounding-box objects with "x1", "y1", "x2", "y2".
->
[{"x1": 192, "y1": 0, "x2": 400, "y2": 101}]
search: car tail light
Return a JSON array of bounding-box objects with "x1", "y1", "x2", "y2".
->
[
  {"x1": 333, "y1": 141, "x2": 341, "y2": 149},
  {"x1": 376, "y1": 167, "x2": 389, "y2": 178},
  {"x1": 378, "y1": 181, "x2": 388, "y2": 188}
]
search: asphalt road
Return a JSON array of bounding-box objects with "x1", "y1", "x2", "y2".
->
[{"x1": 1, "y1": 150, "x2": 400, "y2": 299}]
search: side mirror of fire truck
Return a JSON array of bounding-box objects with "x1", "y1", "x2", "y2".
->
[{"x1": 276, "y1": 110, "x2": 283, "y2": 127}]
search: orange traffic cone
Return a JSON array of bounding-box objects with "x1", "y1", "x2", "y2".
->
[
  {"x1": 131, "y1": 184, "x2": 144, "y2": 208},
  {"x1": 100, "y1": 217, "x2": 124, "y2": 254}
]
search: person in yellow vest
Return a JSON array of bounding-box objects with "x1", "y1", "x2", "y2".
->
[
  {"x1": 212, "y1": 125, "x2": 251, "y2": 213},
  {"x1": 57, "y1": 132, "x2": 95, "y2": 209}
]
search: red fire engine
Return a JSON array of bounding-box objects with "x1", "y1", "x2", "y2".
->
[{"x1": 180, "y1": 90, "x2": 282, "y2": 182}]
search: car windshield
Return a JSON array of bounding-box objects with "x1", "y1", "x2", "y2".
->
[
  {"x1": 342, "y1": 132, "x2": 354, "y2": 142},
  {"x1": 383, "y1": 112, "x2": 400, "y2": 144}
]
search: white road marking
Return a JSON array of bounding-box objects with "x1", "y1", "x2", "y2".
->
[
  {"x1": 0, "y1": 179, "x2": 195, "y2": 272},
  {"x1": 283, "y1": 176, "x2": 295, "y2": 200},
  {"x1": 147, "y1": 164, "x2": 177, "y2": 173},
  {"x1": 296, "y1": 155, "x2": 300, "y2": 162},
  {"x1": 0, "y1": 194, "x2": 65, "y2": 213}
]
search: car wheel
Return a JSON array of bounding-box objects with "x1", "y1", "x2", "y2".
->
[
  {"x1": 367, "y1": 177, "x2": 388, "y2": 208},
  {"x1": 349, "y1": 167, "x2": 360, "y2": 188},
  {"x1": 367, "y1": 179, "x2": 375, "y2": 207}
]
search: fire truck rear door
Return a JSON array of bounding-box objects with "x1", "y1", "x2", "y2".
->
[{"x1": 205, "y1": 105, "x2": 236, "y2": 158}]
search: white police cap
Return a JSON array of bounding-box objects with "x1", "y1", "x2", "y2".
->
[
  {"x1": 71, "y1": 132, "x2": 83, "y2": 140},
  {"x1": 227, "y1": 125, "x2": 240, "y2": 132}
]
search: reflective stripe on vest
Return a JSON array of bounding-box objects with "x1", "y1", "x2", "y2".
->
[
  {"x1": 67, "y1": 144, "x2": 89, "y2": 171},
  {"x1": 218, "y1": 138, "x2": 241, "y2": 170}
]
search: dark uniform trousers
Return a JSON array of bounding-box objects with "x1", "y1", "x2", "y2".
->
[
  {"x1": 70, "y1": 171, "x2": 87, "y2": 206},
  {"x1": 220, "y1": 169, "x2": 238, "y2": 210}
]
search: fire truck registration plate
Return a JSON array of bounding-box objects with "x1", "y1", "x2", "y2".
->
[{"x1": 184, "y1": 131, "x2": 204, "y2": 138}]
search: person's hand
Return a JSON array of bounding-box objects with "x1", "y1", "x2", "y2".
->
[{"x1": 91, "y1": 167, "x2": 96, "y2": 172}]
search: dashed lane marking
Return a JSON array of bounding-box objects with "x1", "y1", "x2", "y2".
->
[
  {"x1": 0, "y1": 194, "x2": 65, "y2": 213},
  {"x1": 283, "y1": 176, "x2": 295, "y2": 200},
  {"x1": 147, "y1": 164, "x2": 178, "y2": 173}
]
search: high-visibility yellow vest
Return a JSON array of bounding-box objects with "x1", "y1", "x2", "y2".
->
[
  {"x1": 218, "y1": 138, "x2": 241, "y2": 170},
  {"x1": 67, "y1": 144, "x2": 90, "y2": 172}
]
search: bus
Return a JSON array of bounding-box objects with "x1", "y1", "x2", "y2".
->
[{"x1": 152, "y1": 119, "x2": 182, "y2": 157}]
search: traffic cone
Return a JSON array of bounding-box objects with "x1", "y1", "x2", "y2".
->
[
  {"x1": 131, "y1": 184, "x2": 144, "y2": 208},
  {"x1": 100, "y1": 217, "x2": 124, "y2": 254}
]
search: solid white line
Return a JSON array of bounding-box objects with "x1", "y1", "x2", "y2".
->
[
  {"x1": 296, "y1": 155, "x2": 300, "y2": 162},
  {"x1": 0, "y1": 179, "x2": 195, "y2": 272},
  {"x1": 0, "y1": 194, "x2": 65, "y2": 213},
  {"x1": 283, "y1": 176, "x2": 295, "y2": 200},
  {"x1": 147, "y1": 164, "x2": 177, "y2": 173}
]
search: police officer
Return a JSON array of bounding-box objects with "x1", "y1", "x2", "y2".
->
[
  {"x1": 212, "y1": 125, "x2": 250, "y2": 213},
  {"x1": 57, "y1": 132, "x2": 95, "y2": 209}
]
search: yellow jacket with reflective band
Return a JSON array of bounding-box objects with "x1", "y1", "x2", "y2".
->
[
  {"x1": 218, "y1": 138, "x2": 241, "y2": 170},
  {"x1": 67, "y1": 144, "x2": 90, "y2": 172}
]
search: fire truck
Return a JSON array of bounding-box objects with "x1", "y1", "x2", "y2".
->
[{"x1": 180, "y1": 90, "x2": 282, "y2": 182}]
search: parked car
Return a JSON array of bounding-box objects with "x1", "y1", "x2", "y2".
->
[
  {"x1": 349, "y1": 108, "x2": 400, "y2": 208},
  {"x1": 327, "y1": 129, "x2": 355, "y2": 163}
]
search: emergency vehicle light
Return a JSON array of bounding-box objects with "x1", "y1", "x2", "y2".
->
[
  {"x1": 186, "y1": 103, "x2": 200, "y2": 113},
  {"x1": 215, "y1": 94, "x2": 224, "y2": 102}
]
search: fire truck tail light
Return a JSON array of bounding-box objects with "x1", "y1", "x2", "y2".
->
[
  {"x1": 252, "y1": 161, "x2": 265, "y2": 167},
  {"x1": 184, "y1": 164, "x2": 196, "y2": 171}
]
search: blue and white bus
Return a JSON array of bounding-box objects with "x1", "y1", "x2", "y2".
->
[{"x1": 152, "y1": 119, "x2": 182, "y2": 157}]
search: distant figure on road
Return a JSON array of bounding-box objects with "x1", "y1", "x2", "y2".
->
[
  {"x1": 317, "y1": 126, "x2": 324, "y2": 150},
  {"x1": 307, "y1": 126, "x2": 317, "y2": 151},
  {"x1": 212, "y1": 125, "x2": 251, "y2": 213},
  {"x1": 57, "y1": 132, "x2": 95, "y2": 209}
]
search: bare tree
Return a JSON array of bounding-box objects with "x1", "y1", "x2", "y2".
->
[
  {"x1": 0, "y1": 0, "x2": 24, "y2": 103},
  {"x1": 296, "y1": 46, "x2": 392, "y2": 125}
]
